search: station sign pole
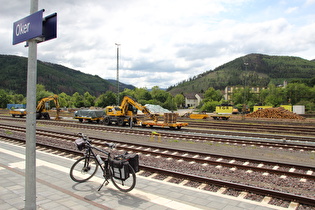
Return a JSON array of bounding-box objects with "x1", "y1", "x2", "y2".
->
[
  {"x1": 25, "y1": 1, "x2": 38, "y2": 209},
  {"x1": 12, "y1": 0, "x2": 57, "y2": 209}
]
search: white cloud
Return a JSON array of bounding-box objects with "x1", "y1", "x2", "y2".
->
[
  {"x1": 305, "y1": 0, "x2": 315, "y2": 6},
  {"x1": 1, "y1": 0, "x2": 315, "y2": 89},
  {"x1": 285, "y1": 7, "x2": 298, "y2": 14}
]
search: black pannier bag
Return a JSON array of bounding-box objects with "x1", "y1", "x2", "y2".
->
[
  {"x1": 124, "y1": 153, "x2": 139, "y2": 173},
  {"x1": 74, "y1": 138, "x2": 85, "y2": 151},
  {"x1": 110, "y1": 159, "x2": 130, "y2": 181}
]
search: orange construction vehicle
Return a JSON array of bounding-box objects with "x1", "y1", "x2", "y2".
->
[
  {"x1": 104, "y1": 96, "x2": 188, "y2": 129},
  {"x1": 36, "y1": 95, "x2": 60, "y2": 120}
]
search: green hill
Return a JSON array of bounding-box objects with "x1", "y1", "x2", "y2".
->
[
  {"x1": 107, "y1": 79, "x2": 136, "y2": 91},
  {"x1": 0, "y1": 54, "x2": 135, "y2": 96},
  {"x1": 168, "y1": 53, "x2": 315, "y2": 94},
  {"x1": 2, "y1": 54, "x2": 314, "y2": 97}
]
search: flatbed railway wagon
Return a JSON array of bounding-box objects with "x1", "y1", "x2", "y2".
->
[
  {"x1": 189, "y1": 113, "x2": 208, "y2": 119},
  {"x1": 211, "y1": 115, "x2": 230, "y2": 120},
  {"x1": 74, "y1": 110, "x2": 105, "y2": 123},
  {"x1": 141, "y1": 120, "x2": 188, "y2": 129},
  {"x1": 141, "y1": 113, "x2": 188, "y2": 129}
]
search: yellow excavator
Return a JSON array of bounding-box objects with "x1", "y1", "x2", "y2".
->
[
  {"x1": 104, "y1": 96, "x2": 158, "y2": 126},
  {"x1": 103, "y1": 96, "x2": 188, "y2": 129},
  {"x1": 36, "y1": 95, "x2": 60, "y2": 120}
]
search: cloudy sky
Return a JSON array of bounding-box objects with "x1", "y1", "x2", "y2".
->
[{"x1": 1, "y1": 0, "x2": 315, "y2": 89}]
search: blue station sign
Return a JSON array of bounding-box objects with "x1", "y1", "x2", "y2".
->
[
  {"x1": 42, "y1": 13, "x2": 57, "y2": 43},
  {"x1": 13, "y1": 10, "x2": 44, "y2": 45}
]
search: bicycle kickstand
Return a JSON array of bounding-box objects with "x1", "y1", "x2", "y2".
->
[{"x1": 98, "y1": 179, "x2": 109, "y2": 191}]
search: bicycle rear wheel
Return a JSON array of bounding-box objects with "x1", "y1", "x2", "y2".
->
[
  {"x1": 110, "y1": 163, "x2": 136, "y2": 192},
  {"x1": 70, "y1": 157, "x2": 98, "y2": 182}
]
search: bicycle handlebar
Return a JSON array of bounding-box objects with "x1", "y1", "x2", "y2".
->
[
  {"x1": 76, "y1": 133, "x2": 116, "y2": 149},
  {"x1": 77, "y1": 132, "x2": 87, "y2": 139},
  {"x1": 106, "y1": 142, "x2": 116, "y2": 149}
]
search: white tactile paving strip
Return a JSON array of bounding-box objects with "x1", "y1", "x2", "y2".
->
[{"x1": 0, "y1": 141, "x2": 282, "y2": 210}]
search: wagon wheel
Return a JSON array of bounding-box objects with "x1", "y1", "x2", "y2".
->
[
  {"x1": 104, "y1": 117, "x2": 111, "y2": 125},
  {"x1": 117, "y1": 118, "x2": 124, "y2": 126}
]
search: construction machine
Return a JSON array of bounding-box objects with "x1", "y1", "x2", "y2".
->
[
  {"x1": 36, "y1": 95, "x2": 60, "y2": 120},
  {"x1": 9, "y1": 109, "x2": 27, "y2": 118},
  {"x1": 104, "y1": 96, "x2": 188, "y2": 129},
  {"x1": 104, "y1": 96, "x2": 157, "y2": 126}
]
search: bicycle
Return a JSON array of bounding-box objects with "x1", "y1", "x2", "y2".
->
[{"x1": 70, "y1": 133, "x2": 138, "y2": 192}]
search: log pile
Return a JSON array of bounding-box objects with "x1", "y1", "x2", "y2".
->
[
  {"x1": 246, "y1": 107, "x2": 305, "y2": 120},
  {"x1": 164, "y1": 113, "x2": 178, "y2": 123}
]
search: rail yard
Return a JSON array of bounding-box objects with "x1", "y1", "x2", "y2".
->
[{"x1": 0, "y1": 112, "x2": 315, "y2": 209}]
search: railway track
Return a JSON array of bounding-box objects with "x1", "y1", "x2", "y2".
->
[
  {"x1": 184, "y1": 119, "x2": 315, "y2": 136},
  {"x1": 1, "y1": 117, "x2": 315, "y2": 152},
  {"x1": 3, "y1": 115, "x2": 315, "y2": 137},
  {"x1": 0, "y1": 124, "x2": 314, "y2": 208},
  {"x1": 2, "y1": 124, "x2": 314, "y2": 180},
  {"x1": 142, "y1": 166, "x2": 315, "y2": 207}
]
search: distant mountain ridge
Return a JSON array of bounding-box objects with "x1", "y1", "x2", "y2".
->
[
  {"x1": 168, "y1": 53, "x2": 315, "y2": 94},
  {"x1": 0, "y1": 54, "x2": 135, "y2": 96},
  {"x1": 1, "y1": 54, "x2": 314, "y2": 97},
  {"x1": 106, "y1": 79, "x2": 136, "y2": 90}
]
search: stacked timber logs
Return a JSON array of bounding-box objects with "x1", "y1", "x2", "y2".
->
[
  {"x1": 246, "y1": 107, "x2": 305, "y2": 120},
  {"x1": 164, "y1": 113, "x2": 177, "y2": 123}
]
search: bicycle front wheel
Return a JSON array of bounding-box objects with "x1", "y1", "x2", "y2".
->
[
  {"x1": 70, "y1": 157, "x2": 98, "y2": 182},
  {"x1": 111, "y1": 163, "x2": 136, "y2": 192}
]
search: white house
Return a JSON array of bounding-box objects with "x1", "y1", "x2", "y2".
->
[{"x1": 184, "y1": 93, "x2": 203, "y2": 108}]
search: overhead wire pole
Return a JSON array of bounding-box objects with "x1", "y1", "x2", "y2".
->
[
  {"x1": 25, "y1": 0, "x2": 38, "y2": 209},
  {"x1": 115, "y1": 43, "x2": 120, "y2": 105},
  {"x1": 242, "y1": 62, "x2": 248, "y2": 121}
]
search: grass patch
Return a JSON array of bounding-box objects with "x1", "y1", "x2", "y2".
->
[
  {"x1": 36, "y1": 123, "x2": 44, "y2": 127},
  {"x1": 167, "y1": 139, "x2": 179, "y2": 143},
  {"x1": 5, "y1": 130, "x2": 13, "y2": 135}
]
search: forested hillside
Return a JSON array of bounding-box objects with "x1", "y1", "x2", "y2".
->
[
  {"x1": 2, "y1": 54, "x2": 315, "y2": 98},
  {"x1": 107, "y1": 79, "x2": 136, "y2": 90},
  {"x1": 168, "y1": 54, "x2": 315, "y2": 94},
  {"x1": 1, "y1": 54, "x2": 315, "y2": 112},
  {"x1": 0, "y1": 55, "x2": 135, "y2": 96}
]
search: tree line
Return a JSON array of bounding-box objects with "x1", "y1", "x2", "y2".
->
[
  {"x1": 200, "y1": 82, "x2": 315, "y2": 113},
  {"x1": 1, "y1": 81, "x2": 315, "y2": 114},
  {"x1": 1, "y1": 84, "x2": 184, "y2": 111}
]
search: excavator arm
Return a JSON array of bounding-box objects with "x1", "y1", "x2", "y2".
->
[
  {"x1": 120, "y1": 96, "x2": 158, "y2": 122},
  {"x1": 104, "y1": 96, "x2": 188, "y2": 128},
  {"x1": 36, "y1": 95, "x2": 60, "y2": 120}
]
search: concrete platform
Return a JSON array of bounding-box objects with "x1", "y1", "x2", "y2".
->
[{"x1": 0, "y1": 141, "x2": 279, "y2": 209}]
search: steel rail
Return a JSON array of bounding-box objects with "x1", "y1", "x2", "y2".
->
[
  {"x1": 1, "y1": 120, "x2": 315, "y2": 152},
  {"x1": 1, "y1": 126, "x2": 314, "y2": 181},
  {"x1": 1, "y1": 132, "x2": 314, "y2": 206},
  {"x1": 184, "y1": 120, "x2": 315, "y2": 135},
  {"x1": 141, "y1": 165, "x2": 315, "y2": 206},
  {"x1": 1, "y1": 123, "x2": 315, "y2": 169},
  {"x1": 2, "y1": 115, "x2": 315, "y2": 136}
]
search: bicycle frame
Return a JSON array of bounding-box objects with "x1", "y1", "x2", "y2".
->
[
  {"x1": 84, "y1": 143, "x2": 109, "y2": 166},
  {"x1": 82, "y1": 141, "x2": 114, "y2": 190},
  {"x1": 71, "y1": 133, "x2": 137, "y2": 192}
]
